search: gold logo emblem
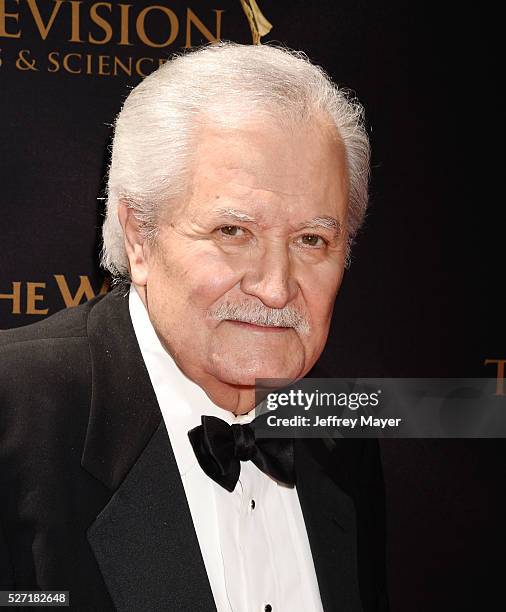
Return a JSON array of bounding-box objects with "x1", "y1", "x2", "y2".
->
[{"x1": 239, "y1": 0, "x2": 273, "y2": 44}]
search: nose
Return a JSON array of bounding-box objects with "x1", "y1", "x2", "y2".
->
[{"x1": 240, "y1": 241, "x2": 298, "y2": 309}]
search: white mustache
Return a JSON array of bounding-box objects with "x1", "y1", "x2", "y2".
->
[{"x1": 209, "y1": 301, "x2": 310, "y2": 335}]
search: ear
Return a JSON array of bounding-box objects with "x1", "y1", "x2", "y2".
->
[{"x1": 117, "y1": 201, "x2": 149, "y2": 286}]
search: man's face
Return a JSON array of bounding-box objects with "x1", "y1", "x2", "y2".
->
[{"x1": 132, "y1": 118, "x2": 349, "y2": 394}]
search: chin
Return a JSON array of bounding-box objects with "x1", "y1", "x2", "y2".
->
[{"x1": 213, "y1": 359, "x2": 304, "y2": 388}]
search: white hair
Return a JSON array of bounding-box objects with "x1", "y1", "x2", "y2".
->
[{"x1": 101, "y1": 42, "x2": 371, "y2": 277}]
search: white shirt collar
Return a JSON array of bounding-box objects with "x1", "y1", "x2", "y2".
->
[{"x1": 128, "y1": 284, "x2": 254, "y2": 476}]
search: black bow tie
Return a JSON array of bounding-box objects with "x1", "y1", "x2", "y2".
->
[{"x1": 188, "y1": 414, "x2": 295, "y2": 492}]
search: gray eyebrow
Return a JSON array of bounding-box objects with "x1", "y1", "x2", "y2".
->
[
  {"x1": 212, "y1": 207, "x2": 258, "y2": 223},
  {"x1": 296, "y1": 216, "x2": 342, "y2": 237}
]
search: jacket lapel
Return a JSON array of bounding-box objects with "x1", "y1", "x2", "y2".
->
[
  {"x1": 80, "y1": 287, "x2": 216, "y2": 611},
  {"x1": 295, "y1": 437, "x2": 364, "y2": 612},
  {"x1": 81, "y1": 286, "x2": 162, "y2": 491},
  {"x1": 86, "y1": 421, "x2": 216, "y2": 612}
]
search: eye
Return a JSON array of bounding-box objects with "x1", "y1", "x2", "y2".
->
[
  {"x1": 297, "y1": 234, "x2": 328, "y2": 248},
  {"x1": 216, "y1": 225, "x2": 247, "y2": 238}
]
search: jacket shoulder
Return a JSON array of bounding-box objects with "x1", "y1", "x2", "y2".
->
[
  {"x1": 0, "y1": 293, "x2": 105, "y2": 348},
  {"x1": 0, "y1": 292, "x2": 114, "y2": 414}
]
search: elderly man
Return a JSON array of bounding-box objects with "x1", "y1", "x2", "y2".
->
[{"x1": 0, "y1": 43, "x2": 387, "y2": 611}]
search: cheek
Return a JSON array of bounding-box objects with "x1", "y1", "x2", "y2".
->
[
  {"x1": 190, "y1": 271, "x2": 238, "y2": 307},
  {"x1": 153, "y1": 247, "x2": 242, "y2": 310},
  {"x1": 306, "y1": 296, "x2": 335, "y2": 346},
  {"x1": 300, "y1": 265, "x2": 343, "y2": 325}
]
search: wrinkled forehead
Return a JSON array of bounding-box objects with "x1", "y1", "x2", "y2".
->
[{"x1": 178, "y1": 117, "x2": 349, "y2": 225}]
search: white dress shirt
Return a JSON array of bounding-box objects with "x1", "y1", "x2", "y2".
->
[{"x1": 129, "y1": 286, "x2": 324, "y2": 612}]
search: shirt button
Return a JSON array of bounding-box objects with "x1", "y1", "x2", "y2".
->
[
  {"x1": 264, "y1": 605, "x2": 272, "y2": 612},
  {"x1": 250, "y1": 499, "x2": 256, "y2": 510}
]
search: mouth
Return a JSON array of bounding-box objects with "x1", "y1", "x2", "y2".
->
[{"x1": 226, "y1": 320, "x2": 291, "y2": 333}]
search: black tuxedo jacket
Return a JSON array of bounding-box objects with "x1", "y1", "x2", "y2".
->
[{"x1": 0, "y1": 287, "x2": 388, "y2": 611}]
